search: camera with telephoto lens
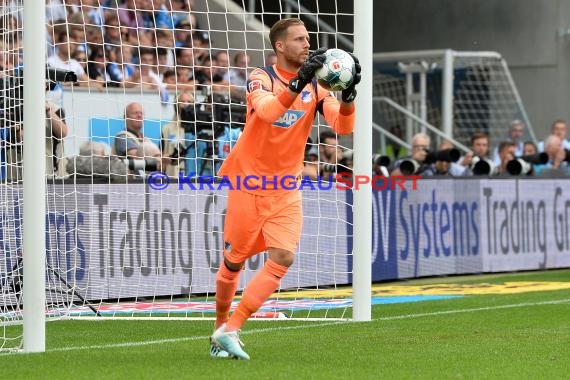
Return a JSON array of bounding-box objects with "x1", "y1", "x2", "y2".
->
[
  {"x1": 424, "y1": 148, "x2": 460, "y2": 164},
  {"x1": 341, "y1": 150, "x2": 391, "y2": 168},
  {"x1": 400, "y1": 148, "x2": 460, "y2": 175},
  {"x1": 321, "y1": 152, "x2": 390, "y2": 176},
  {"x1": 506, "y1": 152, "x2": 548, "y2": 175},
  {"x1": 470, "y1": 156, "x2": 494, "y2": 175},
  {"x1": 125, "y1": 157, "x2": 159, "y2": 172},
  {"x1": 0, "y1": 67, "x2": 77, "y2": 130}
]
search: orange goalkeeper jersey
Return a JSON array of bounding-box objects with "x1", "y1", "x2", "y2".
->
[{"x1": 218, "y1": 64, "x2": 356, "y2": 195}]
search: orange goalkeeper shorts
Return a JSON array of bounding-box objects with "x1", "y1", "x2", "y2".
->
[{"x1": 223, "y1": 189, "x2": 302, "y2": 264}]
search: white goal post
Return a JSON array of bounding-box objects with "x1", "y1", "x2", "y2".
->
[{"x1": 0, "y1": 0, "x2": 373, "y2": 353}]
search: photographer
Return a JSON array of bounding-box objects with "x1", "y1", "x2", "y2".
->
[
  {"x1": 492, "y1": 141, "x2": 516, "y2": 176},
  {"x1": 161, "y1": 91, "x2": 194, "y2": 176},
  {"x1": 5, "y1": 100, "x2": 68, "y2": 181},
  {"x1": 114, "y1": 102, "x2": 170, "y2": 175},
  {"x1": 533, "y1": 134, "x2": 570, "y2": 177},
  {"x1": 318, "y1": 130, "x2": 349, "y2": 178},
  {"x1": 391, "y1": 132, "x2": 435, "y2": 176},
  {"x1": 459, "y1": 132, "x2": 494, "y2": 176}
]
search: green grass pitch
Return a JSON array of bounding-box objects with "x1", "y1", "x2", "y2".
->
[{"x1": 1, "y1": 269, "x2": 569, "y2": 379}]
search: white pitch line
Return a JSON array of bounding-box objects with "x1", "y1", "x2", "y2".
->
[
  {"x1": 376, "y1": 298, "x2": 570, "y2": 320},
  {"x1": 5, "y1": 298, "x2": 570, "y2": 355}
]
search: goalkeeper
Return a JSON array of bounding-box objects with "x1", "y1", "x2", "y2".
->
[{"x1": 210, "y1": 18, "x2": 361, "y2": 360}]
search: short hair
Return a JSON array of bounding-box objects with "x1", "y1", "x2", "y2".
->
[
  {"x1": 233, "y1": 52, "x2": 248, "y2": 65},
  {"x1": 509, "y1": 120, "x2": 524, "y2": 130},
  {"x1": 269, "y1": 18, "x2": 305, "y2": 52},
  {"x1": 523, "y1": 140, "x2": 537, "y2": 151},
  {"x1": 551, "y1": 119, "x2": 567, "y2": 129},
  {"x1": 545, "y1": 134, "x2": 561, "y2": 147},
  {"x1": 319, "y1": 130, "x2": 337, "y2": 144},
  {"x1": 79, "y1": 141, "x2": 108, "y2": 157},
  {"x1": 411, "y1": 132, "x2": 430, "y2": 146},
  {"x1": 470, "y1": 132, "x2": 489, "y2": 145},
  {"x1": 498, "y1": 140, "x2": 515, "y2": 153},
  {"x1": 52, "y1": 24, "x2": 69, "y2": 43}
]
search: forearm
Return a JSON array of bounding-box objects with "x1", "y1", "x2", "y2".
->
[
  {"x1": 325, "y1": 101, "x2": 355, "y2": 135},
  {"x1": 251, "y1": 90, "x2": 297, "y2": 123}
]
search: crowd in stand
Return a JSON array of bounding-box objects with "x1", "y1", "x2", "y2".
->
[
  {"x1": 0, "y1": 1, "x2": 261, "y2": 180},
  {"x1": 1, "y1": 2, "x2": 569, "y2": 181}
]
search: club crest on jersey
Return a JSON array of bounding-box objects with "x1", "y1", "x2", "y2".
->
[
  {"x1": 274, "y1": 110, "x2": 305, "y2": 128},
  {"x1": 300, "y1": 90, "x2": 312, "y2": 103}
]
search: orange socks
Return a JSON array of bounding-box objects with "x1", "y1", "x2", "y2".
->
[
  {"x1": 215, "y1": 262, "x2": 241, "y2": 329},
  {"x1": 226, "y1": 259, "x2": 288, "y2": 331}
]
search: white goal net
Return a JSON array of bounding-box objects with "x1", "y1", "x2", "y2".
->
[
  {"x1": 373, "y1": 50, "x2": 537, "y2": 149},
  {"x1": 1, "y1": 0, "x2": 362, "y2": 351}
]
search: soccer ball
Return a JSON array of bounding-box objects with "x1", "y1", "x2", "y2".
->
[{"x1": 314, "y1": 48, "x2": 356, "y2": 91}]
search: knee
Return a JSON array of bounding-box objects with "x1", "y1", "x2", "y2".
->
[
  {"x1": 223, "y1": 257, "x2": 243, "y2": 272},
  {"x1": 267, "y1": 248, "x2": 294, "y2": 267}
]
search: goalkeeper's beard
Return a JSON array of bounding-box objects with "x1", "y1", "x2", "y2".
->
[{"x1": 282, "y1": 51, "x2": 305, "y2": 70}]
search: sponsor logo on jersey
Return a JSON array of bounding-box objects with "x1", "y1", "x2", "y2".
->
[
  {"x1": 247, "y1": 79, "x2": 263, "y2": 93},
  {"x1": 274, "y1": 110, "x2": 305, "y2": 128},
  {"x1": 300, "y1": 90, "x2": 312, "y2": 103}
]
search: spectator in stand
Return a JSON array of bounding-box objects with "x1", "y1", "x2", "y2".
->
[
  {"x1": 141, "y1": 0, "x2": 174, "y2": 30},
  {"x1": 71, "y1": 48, "x2": 88, "y2": 74},
  {"x1": 80, "y1": 0, "x2": 106, "y2": 26},
  {"x1": 103, "y1": 13, "x2": 123, "y2": 47},
  {"x1": 156, "y1": 46, "x2": 172, "y2": 78},
  {"x1": 84, "y1": 24, "x2": 105, "y2": 54},
  {"x1": 106, "y1": 44, "x2": 138, "y2": 87},
  {"x1": 492, "y1": 141, "x2": 516, "y2": 176},
  {"x1": 66, "y1": 140, "x2": 128, "y2": 183},
  {"x1": 118, "y1": 0, "x2": 153, "y2": 46},
  {"x1": 212, "y1": 50, "x2": 230, "y2": 83},
  {"x1": 224, "y1": 51, "x2": 250, "y2": 88},
  {"x1": 384, "y1": 125, "x2": 408, "y2": 161},
  {"x1": 193, "y1": 54, "x2": 231, "y2": 95},
  {"x1": 534, "y1": 134, "x2": 570, "y2": 177},
  {"x1": 173, "y1": 18, "x2": 193, "y2": 47},
  {"x1": 47, "y1": 25, "x2": 103, "y2": 89},
  {"x1": 130, "y1": 47, "x2": 168, "y2": 100},
  {"x1": 155, "y1": 28, "x2": 176, "y2": 67},
  {"x1": 265, "y1": 52, "x2": 277, "y2": 65},
  {"x1": 537, "y1": 119, "x2": 570, "y2": 152},
  {"x1": 162, "y1": 69, "x2": 177, "y2": 87},
  {"x1": 67, "y1": 20, "x2": 88, "y2": 54},
  {"x1": 169, "y1": 0, "x2": 193, "y2": 26},
  {"x1": 174, "y1": 46, "x2": 195, "y2": 81},
  {"x1": 492, "y1": 119, "x2": 525, "y2": 166},
  {"x1": 190, "y1": 31, "x2": 211, "y2": 65},
  {"x1": 46, "y1": 0, "x2": 67, "y2": 24},
  {"x1": 523, "y1": 140, "x2": 538, "y2": 156},
  {"x1": 86, "y1": 46, "x2": 110, "y2": 86}
]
